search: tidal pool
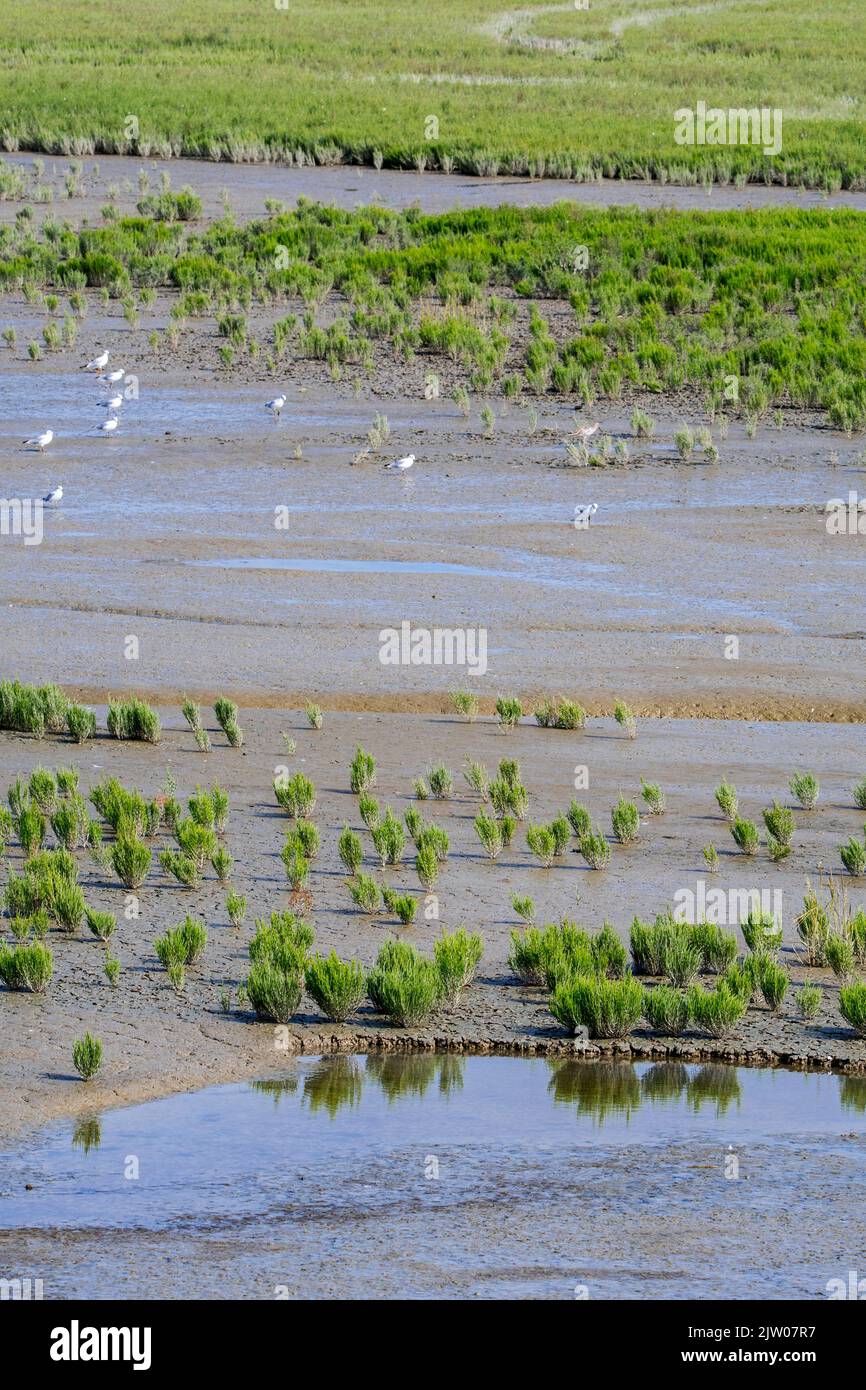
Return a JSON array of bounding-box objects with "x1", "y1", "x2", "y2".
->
[{"x1": 2, "y1": 1057, "x2": 864, "y2": 1300}]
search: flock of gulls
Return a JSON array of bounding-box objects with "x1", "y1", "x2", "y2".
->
[{"x1": 22, "y1": 355, "x2": 598, "y2": 522}]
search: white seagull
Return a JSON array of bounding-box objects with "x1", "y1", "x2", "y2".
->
[
  {"x1": 99, "y1": 393, "x2": 123, "y2": 411},
  {"x1": 43, "y1": 485, "x2": 63, "y2": 504},
  {"x1": 23, "y1": 429, "x2": 54, "y2": 451},
  {"x1": 84, "y1": 350, "x2": 109, "y2": 372},
  {"x1": 385, "y1": 453, "x2": 415, "y2": 471},
  {"x1": 572, "y1": 421, "x2": 601, "y2": 444},
  {"x1": 574, "y1": 502, "x2": 598, "y2": 527},
  {"x1": 97, "y1": 416, "x2": 119, "y2": 435},
  {"x1": 266, "y1": 393, "x2": 287, "y2": 418},
  {"x1": 99, "y1": 368, "x2": 125, "y2": 385}
]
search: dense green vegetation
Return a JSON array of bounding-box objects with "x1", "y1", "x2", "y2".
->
[
  {"x1": 3, "y1": 200, "x2": 866, "y2": 423},
  {"x1": 0, "y1": 0, "x2": 863, "y2": 188}
]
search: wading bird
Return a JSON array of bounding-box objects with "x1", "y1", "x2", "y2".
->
[
  {"x1": 572, "y1": 421, "x2": 601, "y2": 444},
  {"x1": 23, "y1": 429, "x2": 53, "y2": 451},
  {"x1": 99, "y1": 394, "x2": 123, "y2": 411},
  {"x1": 97, "y1": 416, "x2": 119, "y2": 435},
  {"x1": 99, "y1": 368, "x2": 125, "y2": 385},
  {"x1": 84, "y1": 350, "x2": 109, "y2": 372},
  {"x1": 266, "y1": 393, "x2": 287, "y2": 418},
  {"x1": 42, "y1": 485, "x2": 63, "y2": 504},
  {"x1": 385, "y1": 453, "x2": 415, "y2": 471},
  {"x1": 574, "y1": 502, "x2": 598, "y2": 527}
]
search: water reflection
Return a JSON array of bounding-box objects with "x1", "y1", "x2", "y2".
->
[
  {"x1": 302, "y1": 1057, "x2": 364, "y2": 1117},
  {"x1": 366, "y1": 1053, "x2": 465, "y2": 1103},
  {"x1": 839, "y1": 1075, "x2": 866, "y2": 1113},
  {"x1": 71, "y1": 1116, "x2": 102, "y2": 1153},
  {"x1": 547, "y1": 1061, "x2": 742, "y2": 1124}
]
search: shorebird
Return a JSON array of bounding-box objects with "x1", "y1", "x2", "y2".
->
[
  {"x1": 574, "y1": 502, "x2": 598, "y2": 527},
  {"x1": 99, "y1": 368, "x2": 125, "y2": 385},
  {"x1": 23, "y1": 429, "x2": 53, "y2": 451},
  {"x1": 97, "y1": 416, "x2": 119, "y2": 435},
  {"x1": 42, "y1": 485, "x2": 63, "y2": 504},
  {"x1": 385, "y1": 453, "x2": 415, "y2": 471},
  {"x1": 266, "y1": 393, "x2": 287, "y2": 418},
  {"x1": 572, "y1": 421, "x2": 601, "y2": 444},
  {"x1": 84, "y1": 350, "x2": 109, "y2": 372},
  {"x1": 98, "y1": 393, "x2": 123, "y2": 411}
]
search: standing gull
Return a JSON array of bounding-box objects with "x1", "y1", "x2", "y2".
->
[
  {"x1": 98, "y1": 393, "x2": 123, "y2": 411},
  {"x1": 84, "y1": 350, "x2": 109, "y2": 372},
  {"x1": 384, "y1": 453, "x2": 415, "y2": 471},
  {"x1": 23, "y1": 429, "x2": 54, "y2": 451},
  {"x1": 574, "y1": 502, "x2": 598, "y2": 528},
  {"x1": 266, "y1": 393, "x2": 287, "y2": 418},
  {"x1": 97, "y1": 416, "x2": 119, "y2": 435},
  {"x1": 99, "y1": 368, "x2": 125, "y2": 386},
  {"x1": 42, "y1": 486, "x2": 63, "y2": 504}
]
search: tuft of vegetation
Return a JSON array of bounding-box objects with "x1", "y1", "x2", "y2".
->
[
  {"x1": 550, "y1": 975, "x2": 644, "y2": 1040},
  {"x1": 839, "y1": 983, "x2": 866, "y2": 1038},
  {"x1": 450, "y1": 690, "x2": 478, "y2": 722},
  {"x1": 72, "y1": 1032, "x2": 103, "y2": 1081},
  {"x1": 214, "y1": 697, "x2": 243, "y2": 747},
  {"x1": 107, "y1": 696, "x2": 160, "y2": 743},
  {"x1": 789, "y1": 772, "x2": 819, "y2": 810},
  {"x1": 350, "y1": 746, "x2": 376, "y2": 793},
  {"x1": 305, "y1": 951, "x2": 366, "y2": 1022}
]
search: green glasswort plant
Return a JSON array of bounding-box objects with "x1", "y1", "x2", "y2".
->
[
  {"x1": 350, "y1": 746, "x2": 376, "y2": 793},
  {"x1": 304, "y1": 701, "x2": 324, "y2": 730},
  {"x1": 226, "y1": 891, "x2": 247, "y2": 928},
  {"x1": 110, "y1": 832, "x2": 150, "y2": 889},
  {"x1": 611, "y1": 796, "x2": 640, "y2": 845},
  {"x1": 687, "y1": 983, "x2": 747, "y2": 1038},
  {"x1": 463, "y1": 758, "x2": 489, "y2": 800},
  {"x1": 526, "y1": 823, "x2": 556, "y2": 868},
  {"x1": 731, "y1": 817, "x2": 759, "y2": 856},
  {"x1": 510, "y1": 894, "x2": 535, "y2": 925},
  {"x1": 381, "y1": 888, "x2": 417, "y2": 925},
  {"x1": 840, "y1": 835, "x2": 866, "y2": 877},
  {"x1": 72, "y1": 1032, "x2": 103, "y2": 1081},
  {"x1": 613, "y1": 700, "x2": 636, "y2": 739},
  {"x1": 795, "y1": 983, "x2": 821, "y2": 1020},
  {"x1": 579, "y1": 826, "x2": 610, "y2": 870},
  {"x1": 107, "y1": 696, "x2": 161, "y2": 743},
  {"x1": 495, "y1": 697, "x2": 522, "y2": 731},
  {"x1": 839, "y1": 983, "x2": 866, "y2": 1038},
  {"x1": 433, "y1": 927, "x2": 483, "y2": 1005},
  {"x1": 85, "y1": 907, "x2": 116, "y2": 943},
  {"x1": 214, "y1": 696, "x2": 243, "y2": 747},
  {"x1": 366, "y1": 943, "x2": 441, "y2": 1027},
  {"x1": 550, "y1": 975, "x2": 644, "y2": 1039},
  {"x1": 0, "y1": 940, "x2": 52, "y2": 992},
  {"x1": 428, "y1": 764, "x2": 453, "y2": 799},
  {"x1": 474, "y1": 810, "x2": 503, "y2": 860},
  {"x1": 714, "y1": 779, "x2": 738, "y2": 822},
  {"x1": 450, "y1": 690, "x2": 478, "y2": 721},
  {"x1": 339, "y1": 826, "x2": 363, "y2": 876},
  {"x1": 640, "y1": 780, "x2": 666, "y2": 815},
  {"x1": 643, "y1": 984, "x2": 690, "y2": 1036},
  {"x1": 789, "y1": 772, "x2": 819, "y2": 810},
  {"x1": 305, "y1": 951, "x2": 366, "y2": 1022},
  {"x1": 349, "y1": 872, "x2": 381, "y2": 914},
  {"x1": 703, "y1": 845, "x2": 719, "y2": 873}
]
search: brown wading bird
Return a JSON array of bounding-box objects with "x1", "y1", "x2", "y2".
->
[{"x1": 572, "y1": 421, "x2": 601, "y2": 444}]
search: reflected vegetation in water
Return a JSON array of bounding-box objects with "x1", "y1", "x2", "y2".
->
[
  {"x1": 71, "y1": 1059, "x2": 866, "y2": 1144},
  {"x1": 71, "y1": 1116, "x2": 102, "y2": 1154},
  {"x1": 546, "y1": 1061, "x2": 743, "y2": 1124}
]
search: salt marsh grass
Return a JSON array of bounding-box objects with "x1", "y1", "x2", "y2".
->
[{"x1": 72, "y1": 1031, "x2": 103, "y2": 1081}]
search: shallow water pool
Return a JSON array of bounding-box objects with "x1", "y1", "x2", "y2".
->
[{"x1": 2, "y1": 1056, "x2": 864, "y2": 1300}]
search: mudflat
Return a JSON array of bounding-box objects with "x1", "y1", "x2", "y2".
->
[{"x1": 1, "y1": 707, "x2": 865, "y2": 1143}]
